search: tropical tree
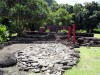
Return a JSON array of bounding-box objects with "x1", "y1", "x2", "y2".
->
[
  {"x1": 44, "y1": 0, "x2": 54, "y2": 6},
  {"x1": 46, "y1": 11, "x2": 56, "y2": 25},
  {"x1": 84, "y1": 1, "x2": 99, "y2": 32},
  {"x1": 55, "y1": 8, "x2": 73, "y2": 26},
  {"x1": 0, "y1": 1, "x2": 8, "y2": 17},
  {"x1": 73, "y1": 4, "x2": 84, "y2": 29},
  {"x1": 50, "y1": 1, "x2": 59, "y2": 12},
  {"x1": 60, "y1": 4, "x2": 73, "y2": 14},
  {"x1": 4, "y1": 0, "x2": 49, "y2": 34}
]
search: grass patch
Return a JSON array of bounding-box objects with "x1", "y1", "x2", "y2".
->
[
  {"x1": 64, "y1": 47, "x2": 100, "y2": 75},
  {"x1": 76, "y1": 30, "x2": 86, "y2": 33},
  {"x1": 94, "y1": 34, "x2": 100, "y2": 38},
  {"x1": 11, "y1": 33, "x2": 17, "y2": 37}
]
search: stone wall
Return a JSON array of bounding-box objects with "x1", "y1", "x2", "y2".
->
[{"x1": 77, "y1": 37, "x2": 100, "y2": 47}]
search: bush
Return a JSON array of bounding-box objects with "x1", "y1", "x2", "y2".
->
[
  {"x1": 8, "y1": 21, "x2": 16, "y2": 33},
  {"x1": 0, "y1": 24, "x2": 9, "y2": 43},
  {"x1": 46, "y1": 29, "x2": 50, "y2": 33},
  {"x1": 76, "y1": 30, "x2": 86, "y2": 33},
  {"x1": 93, "y1": 28, "x2": 100, "y2": 33},
  {"x1": 59, "y1": 22, "x2": 63, "y2": 26},
  {"x1": 59, "y1": 29, "x2": 68, "y2": 33}
]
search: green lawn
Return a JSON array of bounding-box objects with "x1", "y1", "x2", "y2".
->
[
  {"x1": 94, "y1": 34, "x2": 100, "y2": 38},
  {"x1": 64, "y1": 47, "x2": 100, "y2": 75}
]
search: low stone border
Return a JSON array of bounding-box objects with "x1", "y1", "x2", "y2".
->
[{"x1": 77, "y1": 37, "x2": 100, "y2": 46}]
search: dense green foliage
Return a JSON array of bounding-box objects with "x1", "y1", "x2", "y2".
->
[
  {"x1": 50, "y1": 1, "x2": 100, "y2": 33},
  {"x1": 44, "y1": 0, "x2": 54, "y2": 6},
  {"x1": 0, "y1": 24, "x2": 9, "y2": 43},
  {"x1": 0, "y1": 0, "x2": 73, "y2": 33},
  {"x1": 0, "y1": 0, "x2": 49, "y2": 33},
  {"x1": 0, "y1": 0, "x2": 100, "y2": 36}
]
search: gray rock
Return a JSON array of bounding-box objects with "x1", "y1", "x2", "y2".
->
[
  {"x1": 41, "y1": 67, "x2": 48, "y2": 71},
  {"x1": 21, "y1": 58, "x2": 29, "y2": 62},
  {"x1": 31, "y1": 63, "x2": 39, "y2": 67},
  {"x1": 48, "y1": 64, "x2": 54, "y2": 68},
  {"x1": 53, "y1": 60, "x2": 62, "y2": 64},
  {"x1": 70, "y1": 53, "x2": 80, "y2": 58},
  {"x1": 61, "y1": 61, "x2": 68, "y2": 65},
  {"x1": 23, "y1": 68, "x2": 29, "y2": 71},
  {"x1": 75, "y1": 50, "x2": 80, "y2": 53},
  {"x1": 73, "y1": 44, "x2": 80, "y2": 48},
  {"x1": 62, "y1": 66, "x2": 68, "y2": 70},
  {"x1": 0, "y1": 53, "x2": 17, "y2": 68},
  {"x1": 18, "y1": 63, "x2": 27, "y2": 68},
  {"x1": 63, "y1": 66, "x2": 72, "y2": 69},
  {"x1": 67, "y1": 61, "x2": 76, "y2": 66},
  {"x1": 0, "y1": 70, "x2": 4, "y2": 75},
  {"x1": 32, "y1": 69, "x2": 40, "y2": 73}
]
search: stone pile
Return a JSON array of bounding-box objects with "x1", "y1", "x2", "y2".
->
[
  {"x1": 77, "y1": 37, "x2": 100, "y2": 47},
  {"x1": 16, "y1": 43, "x2": 80, "y2": 75}
]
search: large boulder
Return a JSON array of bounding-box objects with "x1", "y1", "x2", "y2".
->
[
  {"x1": 0, "y1": 70, "x2": 4, "y2": 75},
  {"x1": 77, "y1": 37, "x2": 100, "y2": 46},
  {"x1": 0, "y1": 53, "x2": 17, "y2": 68},
  {"x1": 77, "y1": 38, "x2": 84, "y2": 45}
]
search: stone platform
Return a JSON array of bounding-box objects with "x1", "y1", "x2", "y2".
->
[{"x1": 16, "y1": 42, "x2": 80, "y2": 75}]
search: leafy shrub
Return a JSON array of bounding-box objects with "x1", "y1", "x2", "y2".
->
[
  {"x1": 1, "y1": 17, "x2": 16, "y2": 36},
  {"x1": 46, "y1": 29, "x2": 50, "y2": 33},
  {"x1": 94, "y1": 28, "x2": 100, "y2": 33},
  {"x1": 59, "y1": 29, "x2": 68, "y2": 33},
  {"x1": 8, "y1": 21, "x2": 16, "y2": 33},
  {"x1": 59, "y1": 22, "x2": 63, "y2": 26},
  {"x1": 0, "y1": 24, "x2": 9, "y2": 43},
  {"x1": 76, "y1": 30, "x2": 86, "y2": 33}
]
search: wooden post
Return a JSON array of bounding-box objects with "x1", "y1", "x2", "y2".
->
[
  {"x1": 68, "y1": 26, "x2": 71, "y2": 41},
  {"x1": 63, "y1": 26, "x2": 66, "y2": 30},
  {"x1": 72, "y1": 24, "x2": 76, "y2": 44}
]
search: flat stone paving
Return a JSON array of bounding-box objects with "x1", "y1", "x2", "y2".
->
[{"x1": 17, "y1": 42, "x2": 80, "y2": 75}]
